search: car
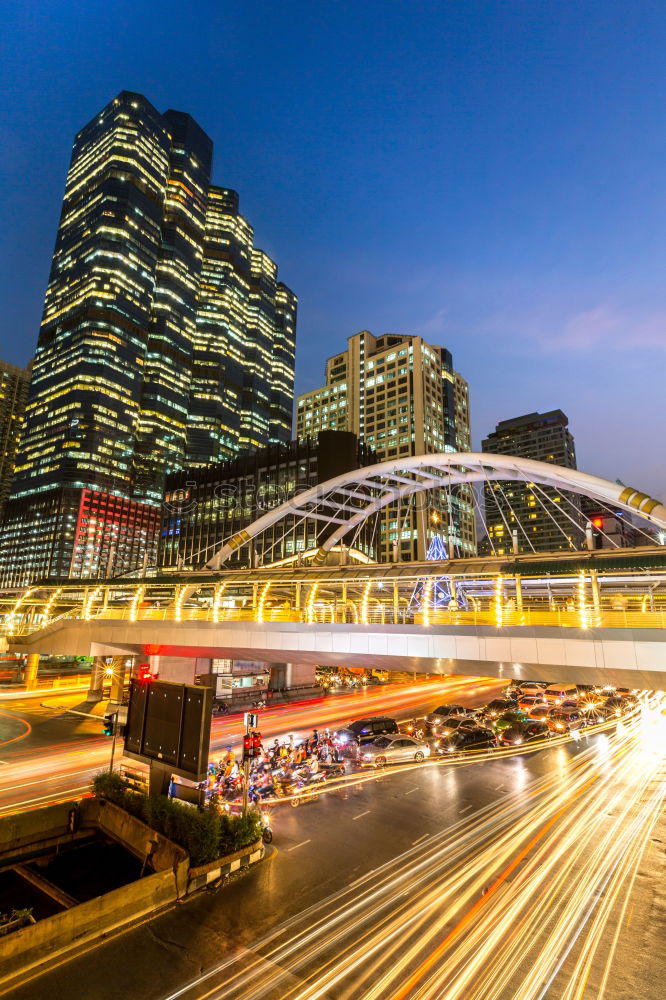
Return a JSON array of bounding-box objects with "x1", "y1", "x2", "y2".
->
[
  {"x1": 517, "y1": 693, "x2": 548, "y2": 711},
  {"x1": 547, "y1": 709, "x2": 584, "y2": 734},
  {"x1": 476, "y1": 698, "x2": 518, "y2": 721},
  {"x1": 360, "y1": 734, "x2": 431, "y2": 767},
  {"x1": 544, "y1": 684, "x2": 579, "y2": 706},
  {"x1": 493, "y1": 709, "x2": 531, "y2": 733},
  {"x1": 424, "y1": 704, "x2": 476, "y2": 731},
  {"x1": 437, "y1": 727, "x2": 498, "y2": 755},
  {"x1": 517, "y1": 681, "x2": 548, "y2": 695},
  {"x1": 499, "y1": 720, "x2": 551, "y2": 746},
  {"x1": 333, "y1": 716, "x2": 399, "y2": 747},
  {"x1": 527, "y1": 703, "x2": 551, "y2": 721},
  {"x1": 427, "y1": 715, "x2": 478, "y2": 738},
  {"x1": 602, "y1": 697, "x2": 635, "y2": 717},
  {"x1": 580, "y1": 704, "x2": 614, "y2": 725}
]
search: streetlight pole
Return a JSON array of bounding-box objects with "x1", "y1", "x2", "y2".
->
[{"x1": 109, "y1": 712, "x2": 118, "y2": 772}]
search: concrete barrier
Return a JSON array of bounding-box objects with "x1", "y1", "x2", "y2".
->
[
  {"x1": 0, "y1": 800, "x2": 266, "y2": 994},
  {"x1": 187, "y1": 839, "x2": 265, "y2": 894},
  {"x1": 0, "y1": 860, "x2": 182, "y2": 991},
  {"x1": 0, "y1": 799, "x2": 188, "y2": 994}
]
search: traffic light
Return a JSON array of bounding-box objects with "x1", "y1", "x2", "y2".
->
[
  {"x1": 252, "y1": 734, "x2": 262, "y2": 758},
  {"x1": 242, "y1": 734, "x2": 252, "y2": 762},
  {"x1": 102, "y1": 713, "x2": 115, "y2": 737}
]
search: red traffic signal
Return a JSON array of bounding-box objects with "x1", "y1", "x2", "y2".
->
[
  {"x1": 252, "y1": 735, "x2": 262, "y2": 756},
  {"x1": 242, "y1": 734, "x2": 252, "y2": 759}
]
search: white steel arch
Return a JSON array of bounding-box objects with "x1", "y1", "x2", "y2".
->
[{"x1": 205, "y1": 452, "x2": 666, "y2": 570}]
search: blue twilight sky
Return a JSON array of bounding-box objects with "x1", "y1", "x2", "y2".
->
[{"x1": 1, "y1": 1, "x2": 665, "y2": 497}]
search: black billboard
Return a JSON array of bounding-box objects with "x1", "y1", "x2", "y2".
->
[{"x1": 124, "y1": 679, "x2": 213, "y2": 782}]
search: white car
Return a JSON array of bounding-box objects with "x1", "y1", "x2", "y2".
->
[{"x1": 361, "y1": 735, "x2": 431, "y2": 767}]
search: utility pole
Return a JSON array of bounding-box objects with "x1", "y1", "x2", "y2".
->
[
  {"x1": 108, "y1": 712, "x2": 119, "y2": 772},
  {"x1": 241, "y1": 711, "x2": 258, "y2": 817}
]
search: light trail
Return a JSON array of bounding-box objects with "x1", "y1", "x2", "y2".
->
[
  {"x1": 0, "y1": 678, "x2": 500, "y2": 815},
  {"x1": 157, "y1": 699, "x2": 665, "y2": 1000}
]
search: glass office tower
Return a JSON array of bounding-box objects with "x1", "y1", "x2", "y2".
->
[{"x1": 0, "y1": 91, "x2": 296, "y2": 585}]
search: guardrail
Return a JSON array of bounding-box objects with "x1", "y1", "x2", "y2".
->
[{"x1": 6, "y1": 604, "x2": 666, "y2": 635}]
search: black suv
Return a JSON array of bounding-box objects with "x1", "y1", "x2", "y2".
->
[
  {"x1": 438, "y1": 727, "x2": 497, "y2": 755},
  {"x1": 334, "y1": 716, "x2": 399, "y2": 747}
]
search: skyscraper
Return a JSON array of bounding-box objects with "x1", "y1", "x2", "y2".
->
[
  {"x1": 481, "y1": 410, "x2": 585, "y2": 554},
  {"x1": 0, "y1": 91, "x2": 296, "y2": 585},
  {"x1": 0, "y1": 360, "x2": 31, "y2": 518},
  {"x1": 296, "y1": 331, "x2": 475, "y2": 561}
]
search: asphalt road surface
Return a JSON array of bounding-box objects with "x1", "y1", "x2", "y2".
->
[
  {"x1": 6, "y1": 701, "x2": 666, "y2": 1000},
  {"x1": 0, "y1": 677, "x2": 502, "y2": 815}
]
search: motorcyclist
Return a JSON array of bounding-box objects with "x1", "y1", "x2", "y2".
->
[{"x1": 222, "y1": 746, "x2": 237, "y2": 780}]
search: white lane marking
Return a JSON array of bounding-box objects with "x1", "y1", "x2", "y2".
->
[
  {"x1": 404, "y1": 787, "x2": 419, "y2": 795},
  {"x1": 459, "y1": 804, "x2": 474, "y2": 813},
  {"x1": 411, "y1": 834, "x2": 429, "y2": 845},
  {"x1": 287, "y1": 840, "x2": 311, "y2": 852},
  {"x1": 494, "y1": 784, "x2": 505, "y2": 790},
  {"x1": 353, "y1": 810, "x2": 371, "y2": 820},
  {"x1": 349, "y1": 868, "x2": 375, "y2": 887}
]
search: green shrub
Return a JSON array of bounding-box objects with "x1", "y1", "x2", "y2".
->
[
  {"x1": 90, "y1": 773, "x2": 259, "y2": 866},
  {"x1": 91, "y1": 770, "x2": 127, "y2": 805}
]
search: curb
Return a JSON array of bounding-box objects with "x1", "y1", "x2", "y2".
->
[{"x1": 187, "y1": 840, "x2": 265, "y2": 894}]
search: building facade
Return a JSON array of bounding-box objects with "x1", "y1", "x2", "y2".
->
[
  {"x1": 481, "y1": 410, "x2": 585, "y2": 554},
  {"x1": 296, "y1": 331, "x2": 475, "y2": 562},
  {"x1": 0, "y1": 360, "x2": 30, "y2": 519},
  {"x1": 160, "y1": 430, "x2": 376, "y2": 569},
  {"x1": 0, "y1": 91, "x2": 296, "y2": 585},
  {"x1": 579, "y1": 496, "x2": 642, "y2": 549}
]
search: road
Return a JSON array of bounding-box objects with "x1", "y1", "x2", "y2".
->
[
  {"x1": 0, "y1": 676, "x2": 502, "y2": 815},
  {"x1": 5, "y1": 698, "x2": 665, "y2": 1000}
]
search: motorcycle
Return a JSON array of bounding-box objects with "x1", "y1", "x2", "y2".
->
[
  {"x1": 259, "y1": 811, "x2": 273, "y2": 844},
  {"x1": 289, "y1": 766, "x2": 327, "y2": 807}
]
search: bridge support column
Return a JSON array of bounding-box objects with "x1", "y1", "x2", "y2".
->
[
  {"x1": 285, "y1": 663, "x2": 316, "y2": 688},
  {"x1": 590, "y1": 571, "x2": 601, "y2": 622},
  {"x1": 24, "y1": 653, "x2": 40, "y2": 691},
  {"x1": 109, "y1": 658, "x2": 128, "y2": 703},
  {"x1": 514, "y1": 575, "x2": 523, "y2": 612},
  {"x1": 393, "y1": 581, "x2": 399, "y2": 624},
  {"x1": 88, "y1": 657, "x2": 106, "y2": 702}
]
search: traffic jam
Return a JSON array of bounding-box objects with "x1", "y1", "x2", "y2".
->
[{"x1": 201, "y1": 681, "x2": 642, "y2": 815}]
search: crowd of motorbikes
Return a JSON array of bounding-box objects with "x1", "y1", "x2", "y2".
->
[{"x1": 200, "y1": 730, "x2": 348, "y2": 815}]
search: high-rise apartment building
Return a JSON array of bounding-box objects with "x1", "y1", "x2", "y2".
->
[
  {"x1": 481, "y1": 410, "x2": 585, "y2": 554},
  {"x1": 0, "y1": 360, "x2": 31, "y2": 517},
  {"x1": 296, "y1": 331, "x2": 475, "y2": 561},
  {"x1": 160, "y1": 430, "x2": 377, "y2": 569},
  {"x1": 0, "y1": 91, "x2": 296, "y2": 585}
]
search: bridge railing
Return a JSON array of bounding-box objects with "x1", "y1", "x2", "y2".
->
[{"x1": 13, "y1": 604, "x2": 666, "y2": 631}]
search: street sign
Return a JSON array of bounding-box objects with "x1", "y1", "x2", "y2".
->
[{"x1": 244, "y1": 712, "x2": 258, "y2": 728}]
